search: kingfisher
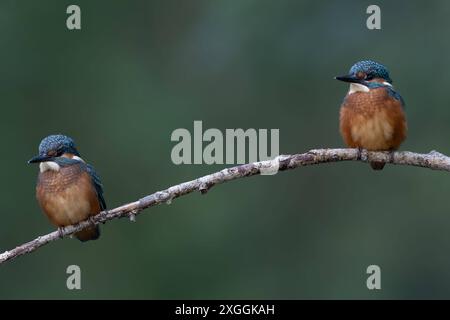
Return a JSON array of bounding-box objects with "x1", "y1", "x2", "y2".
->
[
  {"x1": 28, "y1": 135, "x2": 106, "y2": 241},
  {"x1": 335, "y1": 60, "x2": 407, "y2": 170}
]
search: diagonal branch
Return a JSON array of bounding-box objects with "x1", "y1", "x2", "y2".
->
[{"x1": 1, "y1": 148, "x2": 450, "y2": 265}]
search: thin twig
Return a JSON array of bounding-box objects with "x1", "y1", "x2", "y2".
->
[{"x1": 1, "y1": 148, "x2": 449, "y2": 265}]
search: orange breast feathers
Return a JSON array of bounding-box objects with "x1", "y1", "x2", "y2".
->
[
  {"x1": 339, "y1": 87, "x2": 407, "y2": 151},
  {"x1": 36, "y1": 165, "x2": 101, "y2": 228}
]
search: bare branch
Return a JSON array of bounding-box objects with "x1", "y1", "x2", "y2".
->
[{"x1": 1, "y1": 148, "x2": 449, "y2": 264}]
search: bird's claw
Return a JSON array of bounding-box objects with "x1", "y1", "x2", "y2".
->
[
  {"x1": 88, "y1": 216, "x2": 97, "y2": 227},
  {"x1": 356, "y1": 147, "x2": 363, "y2": 161},
  {"x1": 57, "y1": 227, "x2": 65, "y2": 239}
]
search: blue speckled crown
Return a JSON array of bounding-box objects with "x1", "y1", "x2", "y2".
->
[
  {"x1": 38, "y1": 134, "x2": 80, "y2": 156},
  {"x1": 350, "y1": 60, "x2": 392, "y2": 83}
]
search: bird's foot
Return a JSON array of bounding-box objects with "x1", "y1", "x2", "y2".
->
[
  {"x1": 57, "y1": 227, "x2": 65, "y2": 239},
  {"x1": 356, "y1": 147, "x2": 363, "y2": 160},
  {"x1": 88, "y1": 216, "x2": 97, "y2": 227}
]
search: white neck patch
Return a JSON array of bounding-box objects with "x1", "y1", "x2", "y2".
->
[
  {"x1": 348, "y1": 83, "x2": 370, "y2": 94},
  {"x1": 39, "y1": 161, "x2": 60, "y2": 172},
  {"x1": 72, "y1": 155, "x2": 85, "y2": 163}
]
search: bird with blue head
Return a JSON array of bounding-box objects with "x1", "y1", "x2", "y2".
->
[
  {"x1": 28, "y1": 134, "x2": 106, "y2": 241},
  {"x1": 335, "y1": 60, "x2": 407, "y2": 170}
]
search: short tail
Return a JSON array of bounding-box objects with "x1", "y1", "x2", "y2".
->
[
  {"x1": 370, "y1": 161, "x2": 386, "y2": 171},
  {"x1": 75, "y1": 225, "x2": 100, "y2": 242}
]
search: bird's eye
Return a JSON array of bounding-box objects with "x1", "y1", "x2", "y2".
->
[
  {"x1": 47, "y1": 150, "x2": 57, "y2": 157},
  {"x1": 356, "y1": 72, "x2": 367, "y2": 80}
]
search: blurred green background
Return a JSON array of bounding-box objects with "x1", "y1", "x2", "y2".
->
[{"x1": 1, "y1": 0, "x2": 450, "y2": 299}]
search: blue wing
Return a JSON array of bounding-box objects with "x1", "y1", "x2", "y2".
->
[
  {"x1": 386, "y1": 86, "x2": 406, "y2": 108},
  {"x1": 86, "y1": 164, "x2": 107, "y2": 210}
]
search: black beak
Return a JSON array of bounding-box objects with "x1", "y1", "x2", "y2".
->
[
  {"x1": 28, "y1": 155, "x2": 52, "y2": 164},
  {"x1": 334, "y1": 74, "x2": 362, "y2": 84}
]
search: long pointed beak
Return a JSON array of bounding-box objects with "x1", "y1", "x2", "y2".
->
[
  {"x1": 28, "y1": 155, "x2": 52, "y2": 164},
  {"x1": 334, "y1": 74, "x2": 362, "y2": 84}
]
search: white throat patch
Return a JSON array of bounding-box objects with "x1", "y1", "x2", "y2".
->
[
  {"x1": 39, "y1": 161, "x2": 60, "y2": 172},
  {"x1": 348, "y1": 83, "x2": 370, "y2": 94},
  {"x1": 72, "y1": 155, "x2": 85, "y2": 163}
]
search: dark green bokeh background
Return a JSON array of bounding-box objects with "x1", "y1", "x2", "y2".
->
[{"x1": 1, "y1": 0, "x2": 450, "y2": 299}]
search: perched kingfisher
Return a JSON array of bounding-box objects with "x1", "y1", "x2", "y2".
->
[
  {"x1": 335, "y1": 60, "x2": 407, "y2": 170},
  {"x1": 28, "y1": 135, "x2": 106, "y2": 241}
]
